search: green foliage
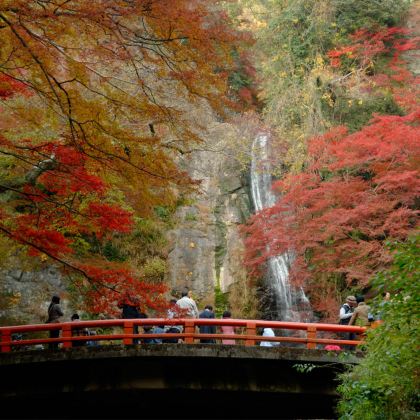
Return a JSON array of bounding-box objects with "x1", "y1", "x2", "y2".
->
[
  {"x1": 154, "y1": 205, "x2": 172, "y2": 222},
  {"x1": 322, "y1": 94, "x2": 404, "y2": 132},
  {"x1": 175, "y1": 195, "x2": 196, "y2": 208},
  {"x1": 133, "y1": 218, "x2": 167, "y2": 249},
  {"x1": 337, "y1": 235, "x2": 420, "y2": 419},
  {"x1": 228, "y1": 48, "x2": 253, "y2": 91},
  {"x1": 214, "y1": 284, "x2": 229, "y2": 318},
  {"x1": 142, "y1": 257, "x2": 167, "y2": 283},
  {"x1": 244, "y1": 0, "x2": 411, "y2": 171},
  {"x1": 293, "y1": 363, "x2": 317, "y2": 373},
  {"x1": 103, "y1": 240, "x2": 126, "y2": 262},
  {"x1": 184, "y1": 212, "x2": 198, "y2": 222},
  {"x1": 70, "y1": 236, "x2": 91, "y2": 257},
  {"x1": 334, "y1": 0, "x2": 411, "y2": 34}
]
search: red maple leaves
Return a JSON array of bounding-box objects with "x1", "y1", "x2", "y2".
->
[
  {"x1": 0, "y1": 73, "x2": 31, "y2": 99},
  {"x1": 243, "y1": 110, "x2": 419, "y2": 319},
  {"x1": 0, "y1": 0, "x2": 252, "y2": 315},
  {"x1": 327, "y1": 27, "x2": 418, "y2": 68},
  {"x1": 243, "y1": 24, "x2": 419, "y2": 320}
]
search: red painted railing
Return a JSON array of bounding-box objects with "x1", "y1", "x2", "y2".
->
[{"x1": 0, "y1": 319, "x2": 366, "y2": 352}]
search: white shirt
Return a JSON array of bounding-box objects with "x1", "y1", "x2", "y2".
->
[
  {"x1": 339, "y1": 303, "x2": 353, "y2": 321},
  {"x1": 260, "y1": 328, "x2": 280, "y2": 347},
  {"x1": 176, "y1": 296, "x2": 199, "y2": 318}
]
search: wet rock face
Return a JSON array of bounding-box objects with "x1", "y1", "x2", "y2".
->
[
  {"x1": 0, "y1": 266, "x2": 72, "y2": 326},
  {"x1": 166, "y1": 122, "x2": 251, "y2": 301},
  {"x1": 404, "y1": 4, "x2": 420, "y2": 77}
]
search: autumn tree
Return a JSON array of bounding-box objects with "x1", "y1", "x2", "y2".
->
[
  {"x1": 243, "y1": 13, "x2": 419, "y2": 319},
  {"x1": 0, "y1": 0, "x2": 245, "y2": 315},
  {"x1": 243, "y1": 109, "x2": 419, "y2": 320}
]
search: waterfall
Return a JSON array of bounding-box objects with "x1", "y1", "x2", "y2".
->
[{"x1": 250, "y1": 134, "x2": 311, "y2": 322}]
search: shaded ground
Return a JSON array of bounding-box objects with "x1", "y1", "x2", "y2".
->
[{"x1": 0, "y1": 345, "x2": 361, "y2": 419}]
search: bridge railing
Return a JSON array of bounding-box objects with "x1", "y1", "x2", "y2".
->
[{"x1": 0, "y1": 319, "x2": 367, "y2": 352}]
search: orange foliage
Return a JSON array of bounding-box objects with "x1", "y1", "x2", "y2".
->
[{"x1": 0, "y1": 1, "x2": 246, "y2": 314}]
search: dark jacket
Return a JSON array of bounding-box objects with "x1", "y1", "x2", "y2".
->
[
  {"x1": 339, "y1": 303, "x2": 353, "y2": 325},
  {"x1": 46, "y1": 303, "x2": 63, "y2": 323},
  {"x1": 199, "y1": 309, "x2": 216, "y2": 343},
  {"x1": 121, "y1": 304, "x2": 140, "y2": 319}
]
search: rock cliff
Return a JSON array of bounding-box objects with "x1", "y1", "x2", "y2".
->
[{"x1": 166, "y1": 117, "x2": 253, "y2": 308}]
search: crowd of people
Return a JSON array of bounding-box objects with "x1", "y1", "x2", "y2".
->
[
  {"x1": 119, "y1": 288, "x2": 242, "y2": 345},
  {"x1": 41, "y1": 288, "x2": 388, "y2": 350}
]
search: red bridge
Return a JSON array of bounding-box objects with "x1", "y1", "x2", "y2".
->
[
  {"x1": 0, "y1": 319, "x2": 366, "y2": 419},
  {"x1": 0, "y1": 318, "x2": 365, "y2": 350}
]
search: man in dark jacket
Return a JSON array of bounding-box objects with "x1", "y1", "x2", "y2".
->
[
  {"x1": 199, "y1": 305, "x2": 216, "y2": 344},
  {"x1": 119, "y1": 295, "x2": 143, "y2": 344}
]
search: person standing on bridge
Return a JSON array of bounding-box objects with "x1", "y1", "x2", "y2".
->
[
  {"x1": 118, "y1": 294, "x2": 145, "y2": 344},
  {"x1": 199, "y1": 305, "x2": 216, "y2": 344},
  {"x1": 163, "y1": 298, "x2": 182, "y2": 343},
  {"x1": 46, "y1": 294, "x2": 64, "y2": 350},
  {"x1": 220, "y1": 310, "x2": 236, "y2": 345},
  {"x1": 339, "y1": 295, "x2": 357, "y2": 348},
  {"x1": 339, "y1": 295, "x2": 357, "y2": 325},
  {"x1": 176, "y1": 288, "x2": 199, "y2": 319},
  {"x1": 349, "y1": 296, "x2": 371, "y2": 327}
]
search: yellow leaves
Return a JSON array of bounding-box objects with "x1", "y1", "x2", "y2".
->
[
  {"x1": 315, "y1": 54, "x2": 324, "y2": 68},
  {"x1": 322, "y1": 92, "x2": 335, "y2": 107}
]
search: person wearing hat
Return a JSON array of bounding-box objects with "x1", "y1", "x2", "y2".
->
[
  {"x1": 339, "y1": 295, "x2": 357, "y2": 325},
  {"x1": 349, "y1": 296, "x2": 371, "y2": 327},
  {"x1": 339, "y1": 295, "x2": 357, "y2": 349}
]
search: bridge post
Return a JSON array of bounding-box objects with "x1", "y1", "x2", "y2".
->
[
  {"x1": 306, "y1": 326, "x2": 317, "y2": 349},
  {"x1": 123, "y1": 321, "x2": 134, "y2": 345},
  {"x1": 184, "y1": 320, "x2": 194, "y2": 344},
  {"x1": 245, "y1": 322, "x2": 256, "y2": 346},
  {"x1": 62, "y1": 324, "x2": 72, "y2": 349},
  {"x1": 1, "y1": 329, "x2": 11, "y2": 353}
]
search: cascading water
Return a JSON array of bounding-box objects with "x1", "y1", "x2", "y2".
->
[{"x1": 250, "y1": 134, "x2": 311, "y2": 322}]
